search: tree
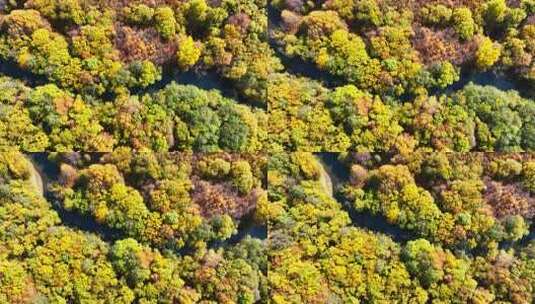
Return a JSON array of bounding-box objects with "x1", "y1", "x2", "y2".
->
[
  {"x1": 452, "y1": 7, "x2": 475, "y2": 40},
  {"x1": 457, "y1": 84, "x2": 523, "y2": 151},
  {"x1": 211, "y1": 214, "x2": 236, "y2": 239},
  {"x1": 0, "y1": 104, "x2": 50, "y2": 151},
  {"x1": 431, "y1": 61, "x2": 459, "y2": 88},
  {"x1": 124, "y1": 4, "x2": 154, "y2": 25},
  {"x1": 218, "y1": 105, "x2": 250, "y2": 151},
  {"x1": 27, "y1": 28, "x2": 72, "y2": 73},
  {"x1": 0, "y1": 259, "x2": 37, "y2": 303},
  {"x1": 177, "y1": 35, "x2": 201, "y2": 70},
  {"x1": 420, "y1": 4, "x2": 452, "y2": 26},
  {"x1": 483, "y1": 0, "x2": 508, "y2": 24},
  {"x1": 154, "y1": 7, "x2": 176, "y2": 39},
  {"x1": 354, "y1": 0, "x2": 382, "y2": 26},
  {"x1": 269, "y1": 248, "x2": 330, "y2": 303},
  {"x1": 0, "y1": 156, "x2": 60, "y2": 257},
  {"x1": 130, "y1": 60, "x2": 161, "y2": 88},
  {"x1": 198, "y1": 157, "x2": 231, "y2": 178},
  {"x1": 110, "y1": 238, "x2": 152, "y2": 286},
  {"x1": 488, "y1": 158, "x2": 522, "y2": 179},
  {"x1": 354, "y1": 165, "x2": 442, "y2": 237},
  {"x1": 403, "y1": 239, "x2": 445, "y2": 287},
  {"x1": 523, "y1": 161, "x2": 535, "y2": 193},
  {"x1": 268, "y1": 153, "x2": 429, "y2": 303},
  {"x1": 301, "y1": 10, "x2": 348, "y2": 40},
  {"x1": 100, "y1": 183, "x2": 150, "y2": 235},
  {"x1": 328, "y1": 85, "x2": 404, "y2": 152},
  {"x1": 192, "y1": 250, "x2": 262, "y2": 303},
  {"x1": 26, "y1": 0, "x2": 85, "y2": 25},
  {"x1": 402, "y1": 239, "x2": 478, "y2": 302},
  {"x1": 475, "y1": 37, "x2": 501, "y2": 70},
  {"x1": 318, "y1": 29, "x2": 380, "y2": 89},
  {"x1": 231, "y1": 160, "x2": 254, "y2": 194},
  {"x1": 62, "y1": 164, "x2": 151, "y2": 240},
  {"x1": 502, "y1": 215, "x2": 529, "y2": 241}
]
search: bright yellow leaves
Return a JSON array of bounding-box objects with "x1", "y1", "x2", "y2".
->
[{"x1": 177, "y1": 35, "x2": 201, "y2": 70}]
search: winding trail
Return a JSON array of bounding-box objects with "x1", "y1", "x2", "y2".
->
[
  {"x1": 25, "y1": 154, "x2": 266, "y2": 248},
  {"x1": 0, "y1": 60, "x2": 47, "y2": 87},
  {"x1": 27, "y1": 154, "x2": 123, "y2": 242},
  {"x1": 267, "y1": 6, "x2": 534, "y2": 99},
  {"x1": 316, "y1": 153, "x2": 415, "y2": 243},
  {"x1": 0, "y1": 59, "x2": 264, "y2": 109},
  {"x1": 316, "y1": 154, "x2": 535, "y2": 249}
]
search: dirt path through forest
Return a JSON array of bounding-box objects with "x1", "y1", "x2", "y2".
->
[
  {"x1": 25, "y1": 157, "x2": 43, "y2": 195},
  {"x1": 318, "y1": 160, "x2": 333, "y2": 197}
]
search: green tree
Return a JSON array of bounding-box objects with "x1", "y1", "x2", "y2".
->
[
  {"x1": 431, "y1": 61, "x2": 459, "y2": 88},
  {"x1": 219, "y1": 105, "x2": 250, "y2": 151},
  {"x1": 420, "y1": 4, "x2": 452, "y2": 26},
  {"x1": 125, "y1": 4, "x2": 154, "y2": 25},
  {"x1": 523, "y1": 161, "x2": 535, "y2": 193},
  {"x1": 154, "y1": 6, "x2": 176, "y2": 39},
  {"x1": 452, "y1": 7, "x2": 476, "y2": 40},
  {"x1": 231, "y1": 160, "x2": 254, "y2": 194},
  {"x1": 502, "y1": 215, "x2": 529, "y2": 241}
]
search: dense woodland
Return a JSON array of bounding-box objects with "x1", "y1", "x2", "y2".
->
[
  {"x1": 269, "y1": 0, "x2": 535, "y2": 152},
  {"x1": 269, "y1": 76, "x2": 535, "y2": 152},
  {"x1": 268, "y1": 152, "x2": 534, "y2": 303},
  {"x1": 0, "y1": 0, "x2": 275, "y2": 102},
  {"x1": 1, "y1": 0, "x2": 534, "y2": 303},
  {"x1": 0, "y1": 151, "x2": 267, "y2": 303},
  {"x1": 0, "y1": 0, "x2": 274, "y2": 152},
  {"x1": 270, "y1": 0, "x2": 535, "y2": 93},
  {"x1": 0, "y1": 0, "x2": 535, "y2": 152},
  {"x1": 0, "y1": 76, "x2": 267, "y2": 152}
]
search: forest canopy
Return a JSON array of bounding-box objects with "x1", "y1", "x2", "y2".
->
[
  {"x1": 1, "y1": 0, "x2": 535, "y2": 303},
  {"x1": 267, "y1": 0, "x2": 535, "y2": 152},
  {"x1": 267, "y1": 152, "x2": 534, "y2": 303},
  {"x1": 0, "y1": 151, "x2": 268, "y2": 303},
  {"x1": 0, "y1": 77, "x2": 267, "y2": 152},
  {"x1": 1, "y1": 0, "x2": 534, "y2": 153}
]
